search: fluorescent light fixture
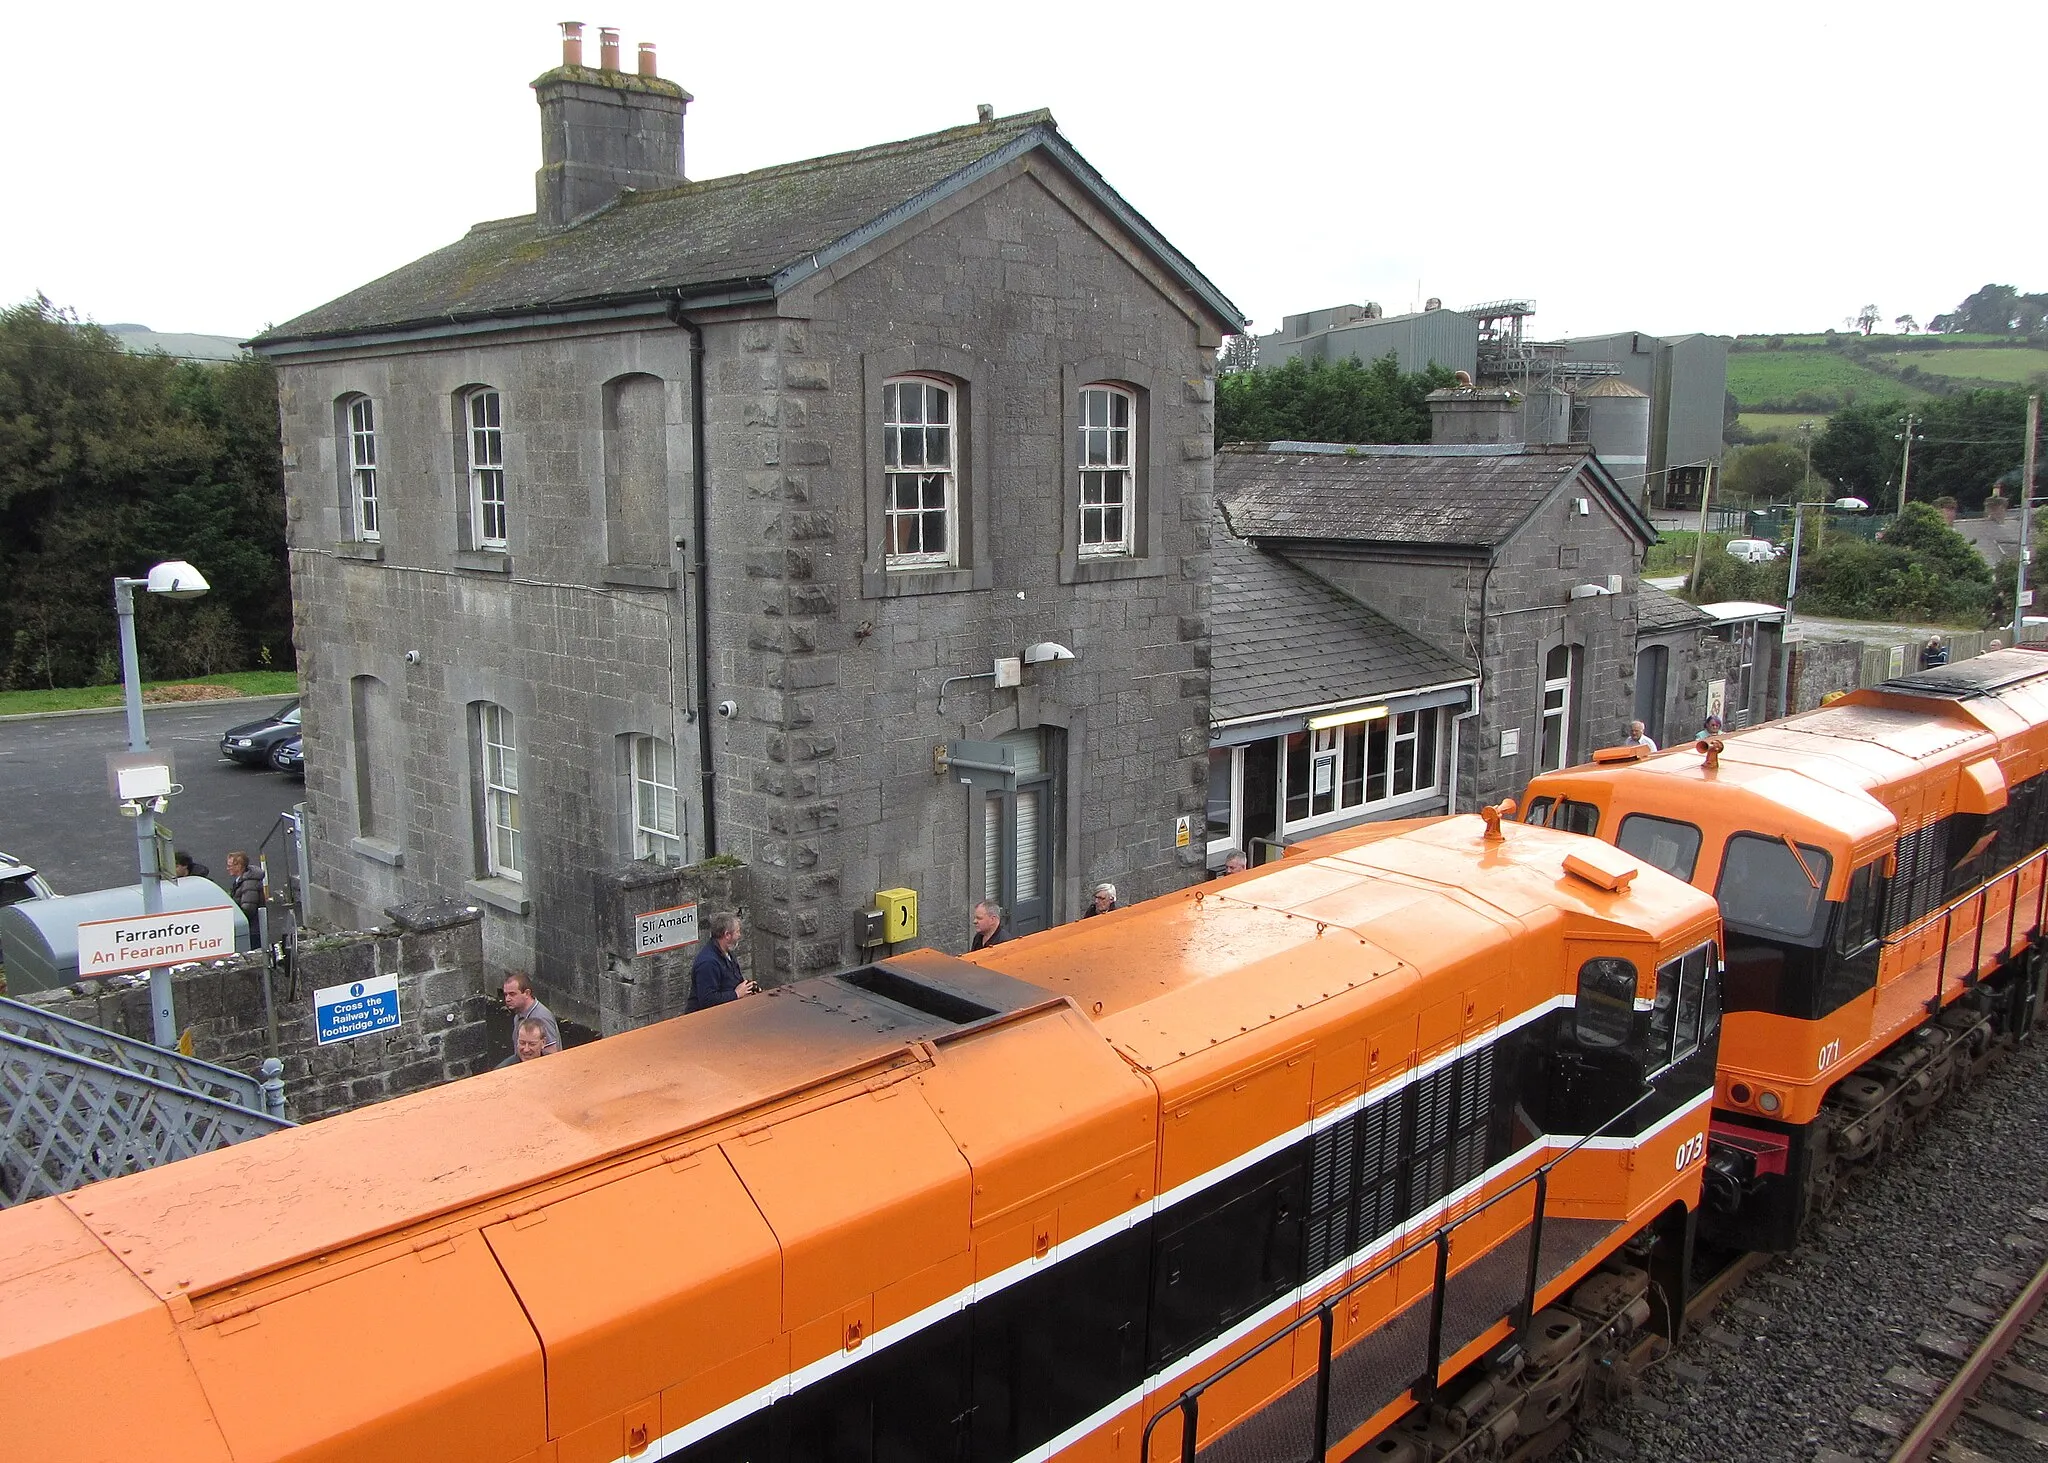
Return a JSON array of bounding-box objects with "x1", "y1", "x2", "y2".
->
[{"x1": 1307, "y1": 705, "x2": 1389, "y2": 731}]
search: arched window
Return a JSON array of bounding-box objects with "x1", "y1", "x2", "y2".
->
[
  {"x1": 463, "y1": 387, "x2": 507, "y2": 550},
  {"x1": 473, "y1": 702, "x2": 520, "y2": 878},
  {"x1": 340, "y1": 395, "x2": 380, "y2": 541},
  {"x1": 1077, "y1": 384, "x2": 1134, "y2": 557},
  {"x1": 882, "y1": 376, "x2": 956, "y2": 568},
  {"x1": 349, "y1": 675, "x2": 398, "y2": 843}
]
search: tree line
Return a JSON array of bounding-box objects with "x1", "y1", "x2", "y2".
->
[
  {"x1": 1814, "y1": 389, "x2": 2041, "y2": 514},
  {"x1": 1215, "y1": 354, "x2": 1459, "y2": 446},
  {"x1": 0, "y1": 298, "x2": 291, "y2": 690}
]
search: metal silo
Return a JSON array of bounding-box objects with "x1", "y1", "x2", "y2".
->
[{"x1": 1582, "y1": 377, "x2": 1651, "y2": 501}]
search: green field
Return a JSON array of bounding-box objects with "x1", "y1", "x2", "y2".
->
[
  {"x1": 1739, "y1": 412, "x2": 1822, "y2": 439},
  {"x1": 0, "y1": 671, "x2": 299, "y2": 719},
  {"x1": 1725, "y1": 350, "x2": 1923, "y2": 408},
  {"x1": 1874, "y1": 347, "x2": 2048, "y2": 384}
]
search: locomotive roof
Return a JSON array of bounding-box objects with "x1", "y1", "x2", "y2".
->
[
  {"x1": 1876, "y1": 645, "x2": 2048, "y2": 700},
  {"x1": 979, "y1": 813, "x2": 1719, "y2": 1074},
  {"x1": 32, "y1": 957, "x2": 1066, "y2": 1304}
]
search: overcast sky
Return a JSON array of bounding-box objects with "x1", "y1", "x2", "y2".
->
[{"x1": 6, "y1": 1, "x2": 2039, "y2": 346}]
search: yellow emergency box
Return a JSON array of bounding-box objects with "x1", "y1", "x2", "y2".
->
[{"x1": 876, "y1": 887, "x2": 919, "y2": 943}]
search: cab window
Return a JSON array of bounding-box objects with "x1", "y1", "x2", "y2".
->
[
  {"x1": 1617, "y1": 814, "x2": 1704, "y2": 883},
  {"x1": 1574, "y1": 957, "x2": 1638, "y2": 1048},
  {"x1": 1832, "y1": 863, "x2": 1884, "y2": 955},
  {"x1": 1648, "y1": 942, "x2": 1719, "y2": 1070},
  {"x1": 1717, "y1": 833, "x2": 1833, "y2": 943},
  {"x1": 1527, "y1": 796, "x2": 1600, "y2": 836}
]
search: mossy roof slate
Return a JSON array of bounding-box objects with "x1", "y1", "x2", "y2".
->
[{"x1": 255, "y1": 109, "x2": 1241, "y2": 345}]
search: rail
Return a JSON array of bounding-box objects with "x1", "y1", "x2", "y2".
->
[
  {"x1": 0, "y1": 994, "x2": 272, "y2": 1111},
  {"x1": 1887, "y1": 1250, "x2": 2048, "y2": 1462},
  {"x1": 1140, "y1": 1088, "x2": 1663, "y2": 1463},
  {"x1": 1, "y1": 1030, "x2": 293, "y2": 1207},
  {"x1": 1880, "y1": 846, "x2": 2048, "y2": 1014}
]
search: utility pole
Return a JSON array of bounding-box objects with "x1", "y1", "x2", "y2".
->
[
  {"x1": 1896, "y1": 412, "x2": 1921, "y2": 516},
  {"x1": 1690, "y1": 460, "x2": 1718, "y2": 592},
  {"x1": 1799, "y1": 420, "x2": 1818, "y2": 546},
  {"x1": 2017, "y1": 393, "x2": 2041, "y2": 643}
]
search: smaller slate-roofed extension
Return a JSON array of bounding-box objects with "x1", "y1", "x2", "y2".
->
[
  {"x1": 1216, "y1": 441, "x2": 1653, "y2": 552},
  {"x1": 256, "y1": 109, "x2": 1241, "y2": 348},
  {"x1": 1212, "y1": 512, "x2": 1474, "y2": 724},
  {"x1": 1637, "y1": 583, "x2": 1713, "y2": 634}
]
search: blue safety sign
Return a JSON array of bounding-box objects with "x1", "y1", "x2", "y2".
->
[{"x1": 314, "y1": 974, "x2": 401, "y2": 1045}]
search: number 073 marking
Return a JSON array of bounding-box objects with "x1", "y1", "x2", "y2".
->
[{"x1": 1674, "y1": 1132, "x2": 1705, "y2": 1171}]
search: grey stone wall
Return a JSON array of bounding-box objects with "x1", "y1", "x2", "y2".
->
[
  {"x1": 273, "y1": 151, "x2": 1220, "y2": 1016},
  {"x1": 28, "y1": 901, "x2": 493, "y2": 1123},
  {"x1": 591, "y1": 858, "x2": 752, "y2": 1032}
]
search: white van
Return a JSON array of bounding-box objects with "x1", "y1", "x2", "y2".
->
[{"x1": 1724, "y1": 538, "x2": 1782, "y2": 564}]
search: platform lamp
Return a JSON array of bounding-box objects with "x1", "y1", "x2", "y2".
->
[{"x1": 113, "y1": 560, "x2": 209, "y2": 1047}]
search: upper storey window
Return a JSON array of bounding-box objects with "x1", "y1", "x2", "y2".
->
[
  {"x1": 465, "y1": 387, "x2": 507, "y2": 550},
  {"x1": 1077, "y1": 385, "x2": 1134, "y2": 558},
  {"x1": 345, "y1": 396, "x2": 379, "y2": 541},
  {"x1": 883, "y1": 377, "x2": 955, "y2": 569}
]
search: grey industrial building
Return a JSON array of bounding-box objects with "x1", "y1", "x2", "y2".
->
[
  {"x1": 252, "y1": 30, "x2": 1240, "y2": 1027},
  {"x1": 1246, "y1": 299, "x2": 1727, "y2": 508}
]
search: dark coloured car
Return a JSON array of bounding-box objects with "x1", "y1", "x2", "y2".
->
[
  {"x1": 221, "y1": 700, "x2": 301, "y2": 766},
  {"x1": 270, "y1": 735, "x2": 304, "y2": 780}
]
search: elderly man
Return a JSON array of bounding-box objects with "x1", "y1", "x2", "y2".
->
[
  {"x1": 1625, "y1": 720, "x2": 1657, "y2": 752},
  {"x1": 501, "y1": 971, "x2": 562, "y2": 1053},
  {"x1": 493, "y1": 1017, "x2": 552, "y2": 1069},
  {"x1": 970, "y1": 900, "x2": 1009, "y2": 951},
  {"x1": 687, "y1": 912, "x2": 756, "y2": 1012},
  {"x1": 1082, "y1": 882, "x2": 1118, "y2": 918}
]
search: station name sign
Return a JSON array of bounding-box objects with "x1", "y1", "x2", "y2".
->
[{"x1": 77, "y1": 905, "x2": 237, "y2": 975}]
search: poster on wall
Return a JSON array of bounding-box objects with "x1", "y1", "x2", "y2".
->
[{"x1": 1705, "y1": 679, "x2": 1727, "y2": 722}]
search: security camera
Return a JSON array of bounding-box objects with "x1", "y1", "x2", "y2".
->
[
  {"x1": 404, "y1": 650, "x2": 422, "y2": 665},
  {"x1": 716, "y1": 699, "x2": 738, "y2": 719}
]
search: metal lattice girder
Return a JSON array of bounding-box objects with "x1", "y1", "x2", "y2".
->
[
  {"x1": 0, "y1": 994, "x2": 264, "y2": 1109},
  {"x1": 0, "y1": 1030, "x2": 292, "y2": 1207}
]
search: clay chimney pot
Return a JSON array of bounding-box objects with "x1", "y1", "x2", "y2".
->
[
  {"x1": 599, "y1": 26, "x2": 621, "y2": 70},
  {"x1": 560, "y1": 20, "x2": 584, "y2": 67},
  {"x1": 637, "y1": 41, "x2": 657, "y2": 76}
]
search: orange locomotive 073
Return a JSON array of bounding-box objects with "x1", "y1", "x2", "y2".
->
[
  {"x1": 1523, "y1": 648, "x2": 2048, "y2": 1253},
  {"x1": 1, "y1": 812, "x2": 1720, "y2": 1463}
]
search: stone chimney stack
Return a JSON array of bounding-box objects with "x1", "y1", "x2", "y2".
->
[
  {"x1": 533, "y1": 22, "x2": 691, "y2": 233},
  {"x1": 1987, "y1": 492, "x2": 2009, "y2": 522},
  {"x1": 1426, "y1": 374, "x2": 1525, "y2": 445}
]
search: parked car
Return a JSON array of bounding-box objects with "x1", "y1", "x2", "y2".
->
[
  {"x1": 221, "y1": 700, "x2": 301, "y2": 765},
  {"x1": 270, "y1": 735, "x2": 304, "y2": 780},
  {"x1": 0, "y1": 851, "x2": 55, "y2": 909},
  {"x1": 1724, "y1": 538, "x2": 1784, "y2": 564}
]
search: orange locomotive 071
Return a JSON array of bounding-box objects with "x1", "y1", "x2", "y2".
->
[
  {"x1": 1523, "y1": 648, "x2": 2048, "y2": 1253},
  {"x1": 1, "y1": 812, "x2": 1720, "y2": 1463}
]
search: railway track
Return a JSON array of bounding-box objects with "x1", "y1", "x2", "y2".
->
[{"x1": 1881, "y1": 1241, "x2": 2048, "y2": 1463}]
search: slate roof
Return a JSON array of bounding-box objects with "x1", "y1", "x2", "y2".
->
[
  {"x1": 1216, "y1": 442, "x2": 1655, "y2": 551},
  {"x1": 1637, "y1": 583, "x2": 1714, "y2": 634},
  {"x1": 255, "y1": 110, "x2": 1241, "y2": 346},
  {"x1": 1213, "y1": 514, "x2": 1474, "y2": 724}
]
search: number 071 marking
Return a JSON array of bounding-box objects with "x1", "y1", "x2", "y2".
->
[{"x1": 1675, "y1": 1132, "x2": 1705, "y2": 1171}]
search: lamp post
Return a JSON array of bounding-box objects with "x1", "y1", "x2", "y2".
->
[
  {"x1": 113, "y1": 560, "x2": 210, "y2": 1047},
  {"x1": 1774, "y1": 498, "x2": 1864, "y2": 720}
]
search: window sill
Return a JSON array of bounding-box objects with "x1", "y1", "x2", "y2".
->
[
  {"x1": 603, "y1": 564, "x2": 678, "y2": 590},
  {"x1": 1063, "y1": 554, "x2": 1164, "y2": 585},
  {"x1": 350, "y1": 836, "x2": 404, "y2": 867},
  {"x1": 332, "y1": 540, "x2": 385, "y2": 562},
  {"x1": 862, "y1": 565, "x2": 991, "y2": 598},
  {"x1": 454, "y1": 551, "x2": 511, "y2": 575},
  {"x1": 463, "y1": 876, "x2": 530, "y2": 916}
]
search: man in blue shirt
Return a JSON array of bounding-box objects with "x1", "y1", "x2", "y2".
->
[{"x1": 687, "y1": 912, "x2": 756, "y2": 1012}]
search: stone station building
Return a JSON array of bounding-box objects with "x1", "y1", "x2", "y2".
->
[{"x1": 253, "y1": 30, "x2": 1242, "y2": 1029}]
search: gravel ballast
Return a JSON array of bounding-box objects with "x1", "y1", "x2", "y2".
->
[{"x1": 1557, "y1": 1033, "x2": 2048, "y2": 1463}]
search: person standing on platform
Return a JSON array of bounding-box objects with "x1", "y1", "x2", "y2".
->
[
  {"x1": 970, "y1": 900, "x2": 1009, "y2": 950},
  {"x1": 687, "y1": 912, "x2": 756, "y2": 1012},
  {"x1": 501, "y1": 971, "x2": 563, "y2": 1053}
]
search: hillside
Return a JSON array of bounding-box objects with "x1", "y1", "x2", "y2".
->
[{"x1": 1729, "y1": 330, "x2": 2047, "y2": 440}]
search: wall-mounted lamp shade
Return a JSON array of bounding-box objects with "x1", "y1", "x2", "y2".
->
[{"x1": 1022, "y1": 642, "x2": 1076, "y2": 665}]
